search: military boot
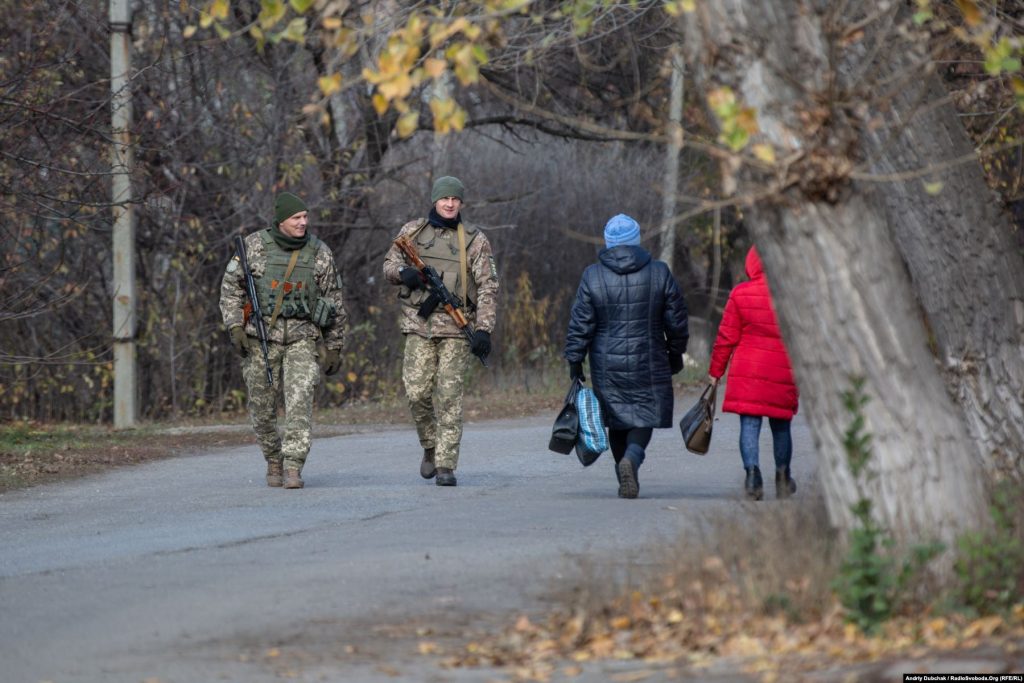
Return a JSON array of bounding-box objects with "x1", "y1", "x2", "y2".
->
[
  {"x1": 775, "y1": 467, "x2": 797, "y2": 499},
  {"x1": 283, "y1": 467, "x2": 304, "y2": 489},
  {"x1": 744, "y1": 467, "x2": 764, "y2": 501},
  {"x1": 266, "y1": 459, "x2": 284, "y2": 487},
  {"x1": 435, "y1": 467, "x2": 457, "y2": 487},
  {"x1": 420, "y1": 447, "x2": 437, "y2": 479}
]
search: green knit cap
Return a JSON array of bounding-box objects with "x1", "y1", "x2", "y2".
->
[
  {"x1": 274, "y1": 192, "x2": 308, "y2": 225},
  {"x1": 430, "y1": 176, "x2": 465, "y2": 204}
]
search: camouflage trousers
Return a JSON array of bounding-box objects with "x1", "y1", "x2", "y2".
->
[
  {"x1": 402, "y1": 334, "x2": 471, "y2": 470},
  {"x1": 242, "y1": 337, "x2": 320, "y2": 470}
]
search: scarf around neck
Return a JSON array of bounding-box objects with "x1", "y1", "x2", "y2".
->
[
  {"x1": 269, "y1": 226, "x2": 310, "y2": 251},
  {"x1": 428, "y1": 207, "x2": 461, "y2": 230}
]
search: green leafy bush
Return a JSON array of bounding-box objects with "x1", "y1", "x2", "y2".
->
[
  {"x1": 954, "y1": 482, "x2": 1024, "y2": 615},
  {"x1": 831, "y1": 377, "x2": 943, "y2": 634}
]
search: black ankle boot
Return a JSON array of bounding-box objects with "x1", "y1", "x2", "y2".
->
[
  {"x1": 744, "y1": 467, "x2": 763, "y2": 501},
  {"x1": 775, "y1": 467, "x2": 797, "y2": 499}
]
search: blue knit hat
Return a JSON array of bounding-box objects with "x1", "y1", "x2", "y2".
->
[{"x1": 603, "y1": 214, "x2": 641, "y2": 247}]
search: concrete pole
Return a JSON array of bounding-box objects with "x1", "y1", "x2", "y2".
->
[
  {"x1": 658, "y1": 45, "x2": 685, "y2": 268},
  {"x1": 110, "y1": 0, "x2": 136, "y2": 428}
]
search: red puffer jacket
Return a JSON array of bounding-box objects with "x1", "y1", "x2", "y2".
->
[{"x1": 709, "y1": 247, "x2": 798, "y2": 419}]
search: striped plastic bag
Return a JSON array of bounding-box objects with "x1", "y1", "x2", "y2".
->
[{"x1": 575, "y1": 383, "x2": 608, "y2": 466}]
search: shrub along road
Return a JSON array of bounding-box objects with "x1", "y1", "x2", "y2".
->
[{"x1": 0, "y1": 396, "x2": 817, "y2": 683}]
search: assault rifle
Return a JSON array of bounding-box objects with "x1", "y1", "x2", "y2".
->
[
  {"x1": 234, "y1": 234, "x2": 274, "y2": 387},
  {"x1": 394, "y1": 235, "x2": 486, "y2": 367}
]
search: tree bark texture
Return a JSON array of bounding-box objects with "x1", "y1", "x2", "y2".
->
[
  {"x1": 857, "y1": 52, "x2": 1024, "y2": 480},
  {"x1": 680, "y1": 1, "x2": 991, "y2": 550}
]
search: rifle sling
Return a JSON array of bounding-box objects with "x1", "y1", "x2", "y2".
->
[
  {"x1": 457, "y1": 223, "x2": 468, "y2": 305},
  {"x1": 268, "y1": 249, "x2": 300, "y2": 330}
]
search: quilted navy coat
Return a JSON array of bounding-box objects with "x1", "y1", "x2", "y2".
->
[
  {"x1": 565, "y1": 245, "x2": 689, "y2": 429},
  {"x1": 709, "y1": 247, "x2": 798, "y2": 420}
]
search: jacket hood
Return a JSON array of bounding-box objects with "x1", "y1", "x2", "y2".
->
[
  {"x1": 599, "y1": 244, "x2": 652, "y2": 274},
  {"x1": 745, "y1": 246, "x2": 764, "y2": 280}
]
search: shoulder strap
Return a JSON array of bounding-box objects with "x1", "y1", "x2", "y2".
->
[
  {"x1": 457, "y1": 223, "x2": 468, "y2": 303},
  {"x1": 408, "y1": 218, "x2": 429, "y2": 241}
]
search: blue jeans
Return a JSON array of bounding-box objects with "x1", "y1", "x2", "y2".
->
[{"x1": 739, "y1": 415, "x2": 792, "y2": 470}]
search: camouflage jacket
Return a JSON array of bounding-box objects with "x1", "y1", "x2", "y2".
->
[
  {"x1": 382, "y1": 218, "x2": 499, "y2": 338},
  {"x1": 220, "y1": 229, "x2": 348, "y2": 350}
]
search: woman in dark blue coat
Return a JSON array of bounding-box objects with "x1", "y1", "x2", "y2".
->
[{"x1": 565, "y1": 214, "x2": 689, "y2": 498}]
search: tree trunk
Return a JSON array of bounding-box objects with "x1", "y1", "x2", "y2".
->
[
  {"x1": 658, "y1": 45, "x2": 685, "y2": 267},
  {"x1": 859, "y1": 61, "x2": 1024, "y2": 481},
  {"x1": 680, "y1": 1, "x2": 991, "y2": 552}
]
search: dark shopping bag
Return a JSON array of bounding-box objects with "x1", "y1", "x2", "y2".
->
[
  {"x1": 548, "y1": 378, "x2": 581, "y2": 454},
  {"x1": 574, "y1": 383, "x2": 608, "y2": 467},
  {"x1": 678, "y1": 383, "x2": 717, "y2": 455}
]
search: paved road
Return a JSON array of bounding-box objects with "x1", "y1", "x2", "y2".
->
[{"x1": 0, "y1": 394, "x2": 816, "y2": 683}]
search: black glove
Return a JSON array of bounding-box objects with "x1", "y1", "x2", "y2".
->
[
  {"x1": 229, "y1": 326, "x2": 248, "y2": 358},
  {"x1": 400, "y1": 267, "x2": 424, "y2": 290},
  {"x1": 669, "y1": 353, "x2": 684, "y2": 375},
  {"x1": 470, "y1": 330, "x2": 491, "y2": 360},
  {"x1": 569, "y1": 361, "x2": 585, "y2": 382}
]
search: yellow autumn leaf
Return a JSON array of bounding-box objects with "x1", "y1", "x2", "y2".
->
[
  {"x1": 923, "y1": 180, "x2": 943, "y2": 195},
  {"x1": 954, "y1": 0, "x2": 983, "y2": 26},
  {"x1": 346, "y1": 371, "x2": 358, "y2": 383},
  {"x1": 259, "y1": 0, "x2": 287, "y2": 29},
  {"x1": 664, "y1": 0, "x2": 697, "y2": 16},
  {"x1": 417, "y1": 640, "x2": 439, "y2": 654},
  {"x1": 183, "y1": 25, "x2": 197, "y2": 38},
  {"x1": 610, "y1": 616, "x2": 631, "y2": 630},
  {"x1": 396, "y1": 111, "x2": 419, "y2": 137},
  {"x1": 735, "y1": 107, "x2": 759, "y2": 134},
  {"x1": 372, "y1": 93, "x2": 389, "y2": 115},
  {"x1": 209, "y1": 0, "x2": 229, "y2": 21},
  {"x1": 280, "y1": 17, "x2": 306, "y2": 43},
  {"x1": 752, "y1": 143, "x2": 776, "y2": 163},
  {"x1": 322, "y1": 17, "x2": 342, "y2": 30},
  {"x1": 318, "y1": 73, "x2": 342, "y2": 96},
  {"x1": 378, "y1": 73, "x2": 413, "y2": 100},
  {"x1": 424, "y1": 58, "x2": 447, "y2": 79},
  {"x1": 707, "y1": 87, "x2": 736, "y2": 115}
]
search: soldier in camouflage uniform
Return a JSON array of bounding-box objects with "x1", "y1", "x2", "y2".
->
[
  {"x1": 382, "y1": 176, "x2": 499, "y2": 487},
  {"x1": 220, "y1": 192, "x2": 348, "y2": 489}
]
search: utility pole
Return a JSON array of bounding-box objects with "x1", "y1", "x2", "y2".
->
[{"x1": 110, "y1": 0, "x2": 136, "y2": 428}]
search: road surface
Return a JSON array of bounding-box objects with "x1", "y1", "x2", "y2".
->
[{"x1": 0, "y1": 394, "x2": 816, "y2": 683}]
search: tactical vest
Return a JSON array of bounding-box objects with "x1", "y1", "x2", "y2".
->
[
  {"x1": 403, "y1": 221, "x2": 479, "y2": 310},
  {"x1": 256, "y1": 230, "x2": 322, "y2": 321}
]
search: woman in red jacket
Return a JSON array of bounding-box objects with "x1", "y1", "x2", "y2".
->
[{"x1": 708, "y1": 246, "x2": 798, "y2": 500}]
